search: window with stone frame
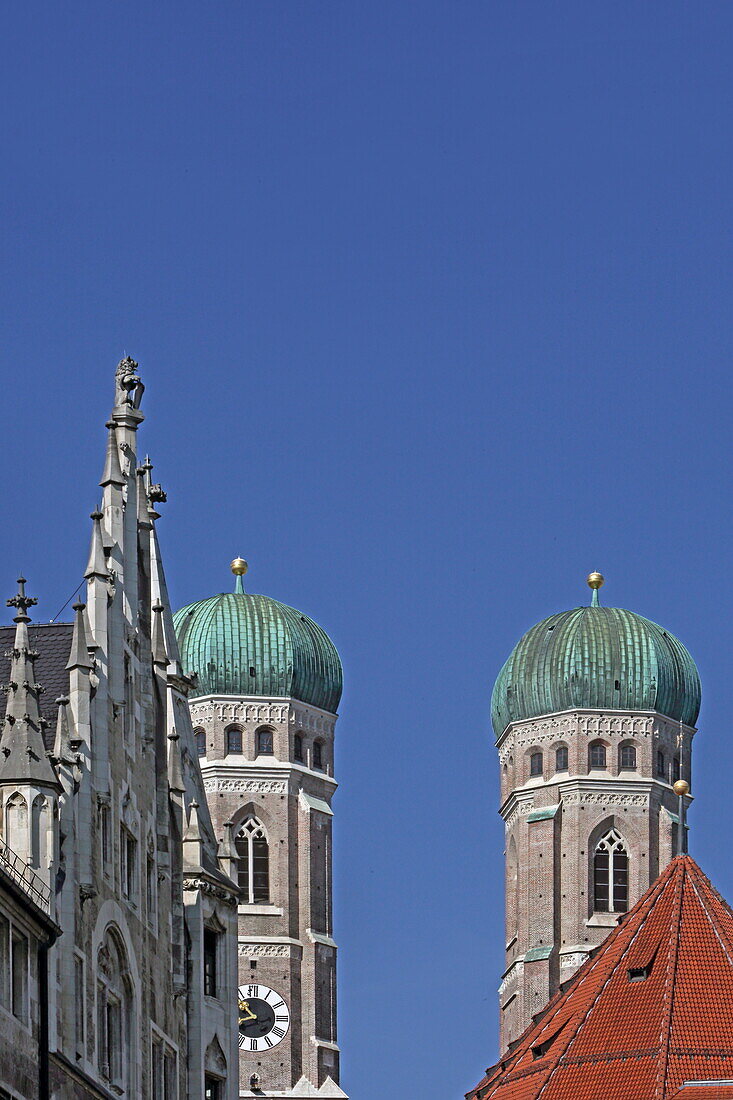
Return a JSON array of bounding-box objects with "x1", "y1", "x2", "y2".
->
[
  {"x1": 194, "y1": 728, "x2": 206, "y2": 757},
  {"x1": 121, "y1": 826, "x2": 138, "y2": 904},
  {"x1": 146, "y1": 838, "x2": 157, "y2": 928},
  {"x1": 255, "y1": 726, "x2": 274, "y2": 756},
  {"x1": 11, "y1": 929, "x2": 28, "y2": 1022},
  {"x1": 656, "y1": 750, "x2": 666, "y2": 779},
  {"x1": 593, "y1": 829, "x2": 629, "y2": 913},
  {"x1": 96, "y1": 927, "x2": 133, "y2": 1092},
  {"x1": 294, "y1": 732, "x2": 304, "y2": 763},
  {"x1": 203, "y1": 927, "x2": 219, "y2": 998},
  {"x1": 152, "y1": 1030, "x2": 178, "y2": 1100},
  {"x1": 619, "y1": 743, "x2": 637, "y2": 770},
  {"x1": 0, "y1": 913, "x2": 9, "y2": 1010},
  {"x1": 555, "y1": 745, "x2": 569, "y2": 772},
  {"x1": 205, "y1": 1078, "x2": 222, "y2": 1100},
  {"x1": 235, "y1": 816, "x2": 270, "y2": 904},
  {"x1": 530, "y1": 751, "x2": 543, "y2": 777},
  {"x1": 225, "y1": 725, "x2": 242, "y2": 755},
  {"x1": 99, "y1": 802, "x2": 112, "y2": 878},
  {"x1": 588, "y1": 741, "x2": 607, "y2": 769}
]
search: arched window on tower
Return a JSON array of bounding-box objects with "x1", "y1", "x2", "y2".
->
[
  {"x1": 255, "y1": 727, "x2": 274, "y2": 756},
  {"x1": 555, "y1": 746, "x2": 569, "y2": 772},
  {"x1": 225, "y1": 726, "x2": 242, "y2": 755},
  {"x1": 530, "y1": 751, "x2": 543, "y2": 778},
  {"x1": 588, "y1": 741, "x2": 607, "y2": 770},
  {"x1": 194, "y1": 728, "x2": 206, "y2": 758},
  {"x1": 618, "y1": 743, "x2": 637, "y2": 770},
  {"x1": 313, "y1": 740, "x2": 324, "y2": 771},
  {"x1": 593, "y1": 829, "x2": 629, "y2": 913},
  {"x1": 294, "y1": 733, "x2": 304, "y2": 763},
  {"x1": 235, "y1": 817, "x2": 269, "y2": 904},
  {"x1": 656, "y1": 750, "x2": 666, "y2": 779}
]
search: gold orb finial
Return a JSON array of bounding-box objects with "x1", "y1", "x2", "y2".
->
[
  {"x1": 230, "y1": 557, "x2": 248, "y2": 576},
  {"x1": 587, "y1": 572, "x2": 605, "y2": 590},
  {"x1": 673, "y1": 779, "x2": 690, "y2": 797}
]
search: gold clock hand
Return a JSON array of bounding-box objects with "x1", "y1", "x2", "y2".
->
[{"x1": 239, "y1": 1000, "x2": 257, "y2": 1022}]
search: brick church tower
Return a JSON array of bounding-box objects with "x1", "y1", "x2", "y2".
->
[
  {"x1": 491, "y1": 573, "x2": 700, "y2": 1051},
  {"x1": 173, "y1": 560, "x2": 346, "y2": 1099}
]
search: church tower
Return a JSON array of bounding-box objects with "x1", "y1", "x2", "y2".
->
[
  {"x1": 492, "y1": 573, "x2": 700, "y2": 1052},
  {"x1": 173, "y1": 559, "x2": 346, "y2": 1099}
]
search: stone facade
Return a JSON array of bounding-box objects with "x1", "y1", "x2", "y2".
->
[
  {"x1": 191, "y1": 694, "x2": 347, "y2": 1099},
  {"x1": 0, "y1": 360, "x2": 240, "y2": 1098},
  {"x1": 498, "y1": 707, "x2": 694, "y2": 1051}
]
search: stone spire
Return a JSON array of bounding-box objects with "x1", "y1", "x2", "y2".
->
[
  {"x1": 99, "y1": 421, "x2": 124, "y2": 488},
  {"x1": 84, "y1": 510, "x2": 109, "y2": 581},
  {"x1": 182, "y1": 799, "x2": 204, "y2": 871},
  {"x1": 217, "y1": 821, "x2": 239, "y2": 883},
  {"x1": 0, "y1": 578, "x2": 59, "y2": 789}
]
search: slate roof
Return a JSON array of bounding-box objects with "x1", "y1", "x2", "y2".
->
[
  {"x1": 0, "y1": 623, "x2": 73, "y2": 752},
  {"x1": 467, "y1": 856, "x2": 733, "y2": 1100}
]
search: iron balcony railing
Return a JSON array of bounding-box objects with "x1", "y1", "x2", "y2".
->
[{"x1": 0, "y1": 842, "x2": 51, "y2": 913}]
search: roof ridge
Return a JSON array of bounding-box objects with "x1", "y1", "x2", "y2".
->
[
  {"x1": 685, "y1": 858, "x2": 733, "y2": 961},
  {"x1": 655, "y1": 857, "x2": 686, "y2": 1099}
]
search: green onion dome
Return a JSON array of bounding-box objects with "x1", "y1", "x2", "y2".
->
[
  {"x1": 491, "y1": 576, "x2": 700, "y2": 736},
  {"x1": 173, "y1": 561, "x2": 342, "y2": 713}
]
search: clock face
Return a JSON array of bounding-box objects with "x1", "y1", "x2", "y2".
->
[{"x1": 237, "y1": 984, "x2": 290, "y2": 1052}]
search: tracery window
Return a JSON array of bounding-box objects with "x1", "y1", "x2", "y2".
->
[
  {"x1": 555, "y1": 746, "x2": 568, "y2": 772},
  {"x1": 235, "y1": 817, "x2": 270, "y2": 904},
  {"x1": 589, "y1": 742, "x2": 607, "y2": 769},
  {"x1": 619, "y1": 744, "x2": 636, "y2": 770},
  {"x1": 225, "y1": 726, "x2": 242, "y2": 755},
  {"x1": 256, "y1": 727, "x2": 274, "y2": 756},
  {"x1": 194, "y1": 728, "x2": 206, "y2": 758},
  {"x1": 97, "y1": 928, "x2": 133, "y2": 1092},
  {"x1": 530, "y1": 751, "x2": 543, "y2": 777},
  {"x1": 593, "y1": 829, "x2": 629, "y2": 913}
]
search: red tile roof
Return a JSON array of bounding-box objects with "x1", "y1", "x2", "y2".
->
[{"x1": 467, "y1": 856, "x2": 733, "y2": 1100}]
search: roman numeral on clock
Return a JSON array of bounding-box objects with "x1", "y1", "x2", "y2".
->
[
  {"x1": 272, "y1": 1026, "x2": 285, "y2": 1038},
  {"x1": 275, "y1": 1015, "x2": 288, "y2": 1022},
  {"x1": 249, "y1": 1039, "x2": 257, "y2": 1051},
  {"x1": 264, "y1": 1036, "x2": 273, "y2": 1048},
  {"x1": 272, "y1": 999, "x2": 285, "y2": 1009}
]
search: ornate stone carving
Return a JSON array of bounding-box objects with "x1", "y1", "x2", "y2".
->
[
  {"x1": 238, "y1": 943, "x2": 292, "y2": 958},
  {"x1": 202, "y1": 778, "x2": 287, "y2": 795},
  {"x1": 504, "y1": 801, "x2": 534, "y2": 831},
  {"x1": 560, "y1": 952, "x2": 589, "y2": 969},
  {"x1": 561, "y1": 792, "x2": 647, "y2": 807},
  {"x1": 182, "y1": 876, "x2": 238, "y2": 907}
]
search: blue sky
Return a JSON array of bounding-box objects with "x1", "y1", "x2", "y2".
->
[{"x1": 2, "y1": 4, "x2": 733, "y2": 1097}]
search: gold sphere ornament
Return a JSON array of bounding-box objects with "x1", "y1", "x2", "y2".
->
[
  {"x1": 230, "y1": 557, "x2": 249, "y2": 576},
  {"x1": 587, "y1": 572, "x2": 605, "y2": 590},
  {"x1": 673, "y1": 779, "x2": 690, "y2": 797}
]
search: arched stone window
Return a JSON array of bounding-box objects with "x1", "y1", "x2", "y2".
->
[
  {"x1": 555, "y1": 745, "x2": 569, "y2": 772},
  {"x1": 656, "y1": 750, "x2": 666, "y2": 779},
  {"x1": 225, "y1": 726, "x2": 242, "y2": 755},
  {"x1": 588, "y1": 741, "x2": 607, "y2": 770},
  {"x1": 593, "y1": 829, "x2": 628, "y2": 913},
  {"x1": 618, "y1": 743, "x2": 637, "y2": 770},
  {"x1": 30, "y1": 795, "x2": 49, "y2": 871},
  {"x1": 530, "y1": 751, "x2": 543, "y2": 777},
  {"x1": 96, "y1": 926, "x2": 134, "y2": 1092},
  {"x1": 5, "y1": 793, "x2": 27, "y2": 856},
  {"x1": 194, "y1": 728, "x2": 206, "y2": 758},
  {"x1": 236, "y1": 817, "x2": 269, "y2": 904},
  {"x1": 294, "y1": 733, "x2": 304, "y2": 763},
  {"x1": 313, "y1": 740, "x2": 324, "y2": 771},
  {"x1": 255, "y1": 727, "x2": 274, "y2": 756}
]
